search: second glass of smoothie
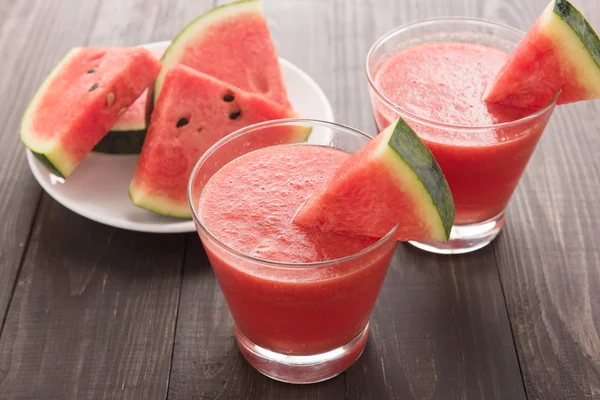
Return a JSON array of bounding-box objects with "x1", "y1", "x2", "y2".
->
[
  {"x1": 188, "y1": 119, "x2": 398, "y2": 384},
  {"x1": 366, "y1": 18, "x2": 557, "y2": 254}
]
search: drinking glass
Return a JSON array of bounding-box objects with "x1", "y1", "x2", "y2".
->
[
  {"x1": 366, "y1": 18, "x2": 557, "y2": 254},
  {"x1": 188, "y1": 119, "x2": 398, "y2": 383}
]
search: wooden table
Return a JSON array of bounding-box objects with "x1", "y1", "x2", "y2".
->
[{"x1": 1, "y1": 0, "x2": 599, "y2": 399}]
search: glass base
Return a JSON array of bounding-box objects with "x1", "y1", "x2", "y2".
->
[
  {"x1": 409, "y1": 211, "x2": 505, "y2": 254},
  {"x1": 234, "y1": 323, "x2": 369, "y2": 384}
]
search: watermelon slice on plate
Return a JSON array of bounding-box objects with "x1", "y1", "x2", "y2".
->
[
  {"x1": 484, "y1": 0, "x2": 600, "y2": 109},
  {"x1": 94, "y1": 47, "x2": 164, "y2": 155},
  {"x1": 91, "y1": 91, "x2": 148, "y2": 154},
  {"x1": 21, "y1": 47, "x2": 161, "y2": 177},
  {"x1": 24, "y1": 41, "x2": 333, "y2": 234},
  {"x1": 129, "y1": 65, "x2": 309, "y2": 218},
  {"x1": 153, "y1": 0, "x2": 290, "y2": 108},
  {"x1": 294, "y1": 117, "x2": 455, "y2": 242}
]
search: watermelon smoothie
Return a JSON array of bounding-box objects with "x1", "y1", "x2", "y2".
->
[
  {"x1": 188, "y1": 120, "x2": 397, "y2": 384},
  {"x1": 366, "y1": 18, "x2": 557, "y2": 254}
]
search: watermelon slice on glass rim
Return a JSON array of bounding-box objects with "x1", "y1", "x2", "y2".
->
[
  {"x1": 484, "y1": 0, "x2": 600, "y2": 109},
  {"x1": 294, "y1": 117, "x2": 455, "y2": 242}
]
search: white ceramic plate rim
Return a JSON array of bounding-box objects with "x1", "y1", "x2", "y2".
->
[{"x1": 26, "y1": 40, "x2": 335, "y2": 233}]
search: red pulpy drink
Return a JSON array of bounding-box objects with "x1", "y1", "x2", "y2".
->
[
  {"x1": 374, "y1": 42, "x2": 541, "y2": 224},
  {"x1": 188, "y1": 120, "x2": 397, "y2": 384},
  {"x1": 199, "y1": 145, "x2": 388, "y2": 353},
  {"x1": 367, "y1": 19, "x2": 557, "y2": 254}
]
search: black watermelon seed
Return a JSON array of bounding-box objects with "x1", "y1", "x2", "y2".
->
[
  {"x1": 176, "y1": 117, "x2": 189, "y2": 128},
  {"x1": 223, "y1": 93, "x2": 234, "y2": 102},
  {"x1": 88, "y1": 82, "x2": 99, "y2": 92},
  {"x1": 87, "y1": 68, "x2": 96, "y2": 73},
  {"x1": 229, "y1": 110, "x2": 242, "y2": 120}
]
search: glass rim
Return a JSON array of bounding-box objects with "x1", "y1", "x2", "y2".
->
[
  {"x1": 187, "y1": 117, "x2": 398, "y2": 270},
  {"x1": 365, "y1": 16, "x2": 559, "y2": 132}
]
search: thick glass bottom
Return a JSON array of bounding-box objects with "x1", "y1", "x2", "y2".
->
[
  {"x1": 410, "y1": 211, "x2": 505, "y2": 254},
  {"x1": 234, "y1": 323, "x2": 369, "y2": 384}
]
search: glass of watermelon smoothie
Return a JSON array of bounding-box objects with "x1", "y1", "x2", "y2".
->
[
  {"x1": 366, "y1": 18, "x2": 558, "y2": 254},
  {"x1": 188, "y1": 119, "x2": 398, "y2": 384}
]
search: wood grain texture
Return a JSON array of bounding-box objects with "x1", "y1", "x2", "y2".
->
[
  {"x1": 0, "y1": 198, "x2": 185, "y2": 399},
  {"x1": 486, "y1": 1, "x2": 600, "y2": 399},
  {"x1": 0, "y1": 0, "x2": 97, "y2": 342},
  {"x1": 0, "y1": 0, "x2": 598, "y2": 399},
  {"x1": 345, "y1": 246, "x2": 527, "y2": 400},
  {"x1": 0, "y1": 0, "x2": 189, "y2": 398}
]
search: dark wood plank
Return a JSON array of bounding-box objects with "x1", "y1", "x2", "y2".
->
[
  {"x1": 334, "y1": 0, "x2": 527, "y2": 398},
  {"x1": 484, "y1": 1, "x2": 600, "y2": 399},
  {"x1": 494, "y1": 152, "x2": 600, "y2": 400},
  {"x1": 149, "y1": 0, "x2": 219, "y2": 43},
  {"x1": 167, "y1": 0, "x2": 348, "y2": 398},
  {"x1": 0, "y1": 0, "x2": 97, "y2": 340},
  {"x1": 0, "y1": 0, "x2": 188, "y2": 398},
  {"x1": 0, "y1": 198, "x2": 185, "y2": 399},
  {"x1": 345, "y1": 247, "x2": 526, "y2": 400}
]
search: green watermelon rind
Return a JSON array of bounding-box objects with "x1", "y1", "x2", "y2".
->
[
  {"x1": 21, "y1": 48, "x2": 83, "y2": 178},
  {"x1": 541, "y1": 0, "x2": 600, "y2": 98},
  {"x1": 152, "y1": 0, "x2": 260, "y2": 106},
  {"x1": 129, "y1": 125, "x2": 313, "y2": 219},
  {"x1": 128, "y1": 187, "x2": 191, "y2": 218},
  {"x1": 110, "y1": 119, "x2": 147, "y2": 132},
  {"x1": 94, "y1": 42, "x2": 163, "y2": 155},
  {"x1": 553, "y1": 0, "x2": 600, "y2": 68},
  {"x1": 378, "y1": 118, "x2": 455, "y2": 240},
  {"x1": 92, "y1": 129, "x2": 146, "y2": 154}
]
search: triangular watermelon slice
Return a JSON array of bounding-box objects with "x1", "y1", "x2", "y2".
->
[
  {"x1": 484, "y1": 0, "x2": 600, "y2": 109},
  {"x1": 21, "y1": 47, "x2": 162, "y2": 177},
  {"x1": 153, "y1": 0, "x2": 290, "y2": 108},
  {"x1": 93, "y1": 47, "x2": 165, "y2": 155},
  {"x1": 129, "y1": 65, "x2": 309, "y2": 218},
  {"x1": 294, "y1": 117, "x2": 455, "y2": 242},
  {"x1": 92, "y1": 88, "x2": 149, "y2": 154}
]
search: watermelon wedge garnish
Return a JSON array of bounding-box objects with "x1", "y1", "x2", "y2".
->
[
  {"x1": 129, "y1": 65, "x2": 309, "y2": 218},
  {"x1": 294, "y1": 117, "x2": 455, "y2": 242},
  {"x1": 21, "y1": 47, "x2": 161, "y2": 177},
  {"x1": 484, "y1": 0, "x2": 600, "y2": 109},
  {"x1": 153, "y1": 0, "x2": 290, "y2": 108}
]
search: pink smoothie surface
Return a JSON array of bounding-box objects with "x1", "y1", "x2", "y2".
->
[
  {"x1": 374, "y1": 42, "x2": 551, "y2": 224},
  {"x1": 375, "y1": 42, "x2": 533, "y2": 128},
  {"x1": 199, "y1": 144, "x2": 377, "y2": 263},
  {"x1": 196, "y1": 144, "x2": 393, "y2": 354}
]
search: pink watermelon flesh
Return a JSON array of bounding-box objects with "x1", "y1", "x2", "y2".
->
[
  {"x1": 110, "y1": 88, "x2": 148, "y2": 131},
  {"x1": 294, "y1": 117, "x2": 455, "y2": 242},
  {"x1": 484, "y1": 0, "x2": 600, "y2": 109},
  {"x1": 111, "y1": 48, "x2": 164, "y2": 132},
  {"x1": 21, "y1": 47, "x2": 162, "y2": 177},
  {"x1": 155, "y1": 0, "x2": 290, "y2": 108},
  {"x1": 130, "y1": 65, "x2": 308, "y2": 218}
]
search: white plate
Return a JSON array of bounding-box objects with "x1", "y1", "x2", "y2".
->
[{"x1": 26, "y1": 41, "x2": 335, "y2": 233}]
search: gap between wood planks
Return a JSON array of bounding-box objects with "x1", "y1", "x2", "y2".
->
[
  {"x1": 491, "y1": 242, "x2": 529, "y2": 400},
  {"x1": 0, "y1": 0, "x2": 103, "y2": 342}
]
